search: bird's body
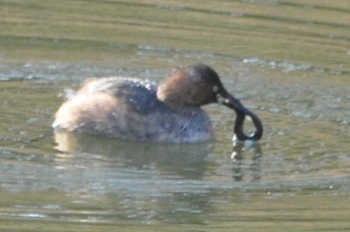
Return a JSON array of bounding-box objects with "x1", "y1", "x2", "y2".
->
[
  {"x1": 53, "y1": 77, "x2": 213, "y2": 142},
  {"x1": 53, "y1": 64, "x2": 263, "y2": 143}
]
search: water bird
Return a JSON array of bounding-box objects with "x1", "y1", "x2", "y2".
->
[{"x1": 52, "y1": 63, "x2": 263, "y2": 143}]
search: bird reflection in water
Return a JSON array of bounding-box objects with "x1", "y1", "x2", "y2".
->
[
  {"x1": 53, "y1": 131, "x2": 214, "y2": 179},
  {"x1": 231, "y1": 140, "x2": 263, "y2": 181},
  {"x1": 54, "y1": 131, "x2": 263, "y2": 181}
]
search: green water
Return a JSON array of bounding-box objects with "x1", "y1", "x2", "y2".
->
[{"x1": 0, "y1": 1, "x2": 350, "y2": 231}]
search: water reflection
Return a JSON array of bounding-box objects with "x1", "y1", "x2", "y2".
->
[
  {"x1": 54, "y1": 131, "x2": 215, "y2": 179},
  {"x1": 54, "y1": 130, "x2": 265, "y2": 182},
  {"x1": 231, "y1": 141, "x2": 263, "y2": 182}
]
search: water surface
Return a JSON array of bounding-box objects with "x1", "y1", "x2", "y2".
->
[{"x1": 0, "y1": 1, "x2": 350, "y2": 231}]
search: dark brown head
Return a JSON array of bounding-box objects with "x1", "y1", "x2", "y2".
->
[{"x1": 157, "y1": 63, "x2": 263, "y2": 141}]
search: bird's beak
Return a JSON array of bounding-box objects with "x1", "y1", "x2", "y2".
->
[{"x1": 221, "y1": 92, "x2": 263, "y2": 141}]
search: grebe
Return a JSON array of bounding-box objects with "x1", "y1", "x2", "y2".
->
[{"x1": 52, "y1": 64, "x2": 263, "y2": 143}]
